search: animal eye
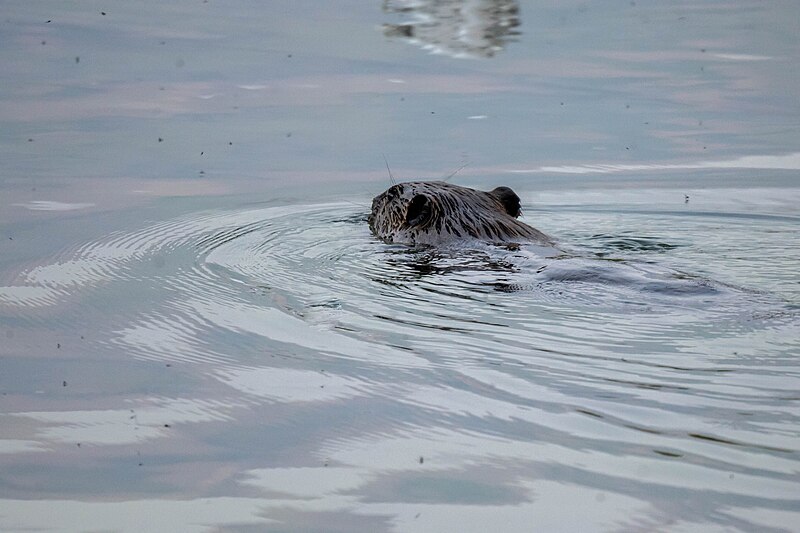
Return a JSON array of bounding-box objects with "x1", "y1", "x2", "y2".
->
[{"x1": 388, "y1": 185, "x2": 405, "y2": 200}]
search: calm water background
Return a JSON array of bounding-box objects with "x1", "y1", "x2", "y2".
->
[{"x1": 1, "y1": 1, "x2": 799, "y2": 531}]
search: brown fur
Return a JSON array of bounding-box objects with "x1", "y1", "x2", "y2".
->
[{"x1": 368, "y1": 181, "x2": 551, "y2": 246}]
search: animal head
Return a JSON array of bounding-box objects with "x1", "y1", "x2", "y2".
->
[{"x1": 368, "y1": 181, "x2": 550, "y2": 246}]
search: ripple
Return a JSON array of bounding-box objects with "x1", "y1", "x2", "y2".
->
[
  {"x1": 2, "y1": 198, "x2": 797, "y2": 528},
  {"x1": 13, "y1": 201, "x2": 95, "y2": 211},
  {"x1": 7, "y1": 397, "x2": 242, "y2": 446},
  {"x1": 219, "y1": 367, "x2": 375, "y2": 403}
]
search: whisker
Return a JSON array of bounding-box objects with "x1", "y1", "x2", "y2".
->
[
  {"x1": 383, "y1": 154, "x2": 396, "y2": 186},
  {"x1": 343, "y1": 199, "x2": 369, "y2": 209},
  {"x1": 442, "y1": 162, "x2": 469, "y2": 183}
]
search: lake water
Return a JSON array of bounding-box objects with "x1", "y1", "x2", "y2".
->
[{"x1": 1, "y1": 1, "x2": 799, "y2": 532}]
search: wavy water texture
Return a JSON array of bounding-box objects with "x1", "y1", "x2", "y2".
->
[{"x1": 1, "y1": 198, "x2": 798, "y2": 532}]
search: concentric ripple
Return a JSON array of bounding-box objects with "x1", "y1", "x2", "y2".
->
[{"x1": 2, "y1": 199, "x2": 798, "y2": 530}]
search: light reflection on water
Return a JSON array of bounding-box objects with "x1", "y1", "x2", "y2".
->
[
  {"x1": 1, "y1": 0, "x2": 800, "y2": 530},
  {"x1": 1, "y1": 188, "x2": 798, "y2": 531},
  {"x1": 382, "y1": 0, "x2": 522, "y2": 59}
]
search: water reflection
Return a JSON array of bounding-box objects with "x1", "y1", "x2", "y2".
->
[
  {"x1": 7, "y1": 397, "x2": 239, "y2": 447},
  {"x1": 219, "y1": 367, "x2": 371, "y2": 403},
  {"x1": 1, "y1": 191, "x2": 798, "y2": 532},
  {"x1": 511, "y1": 151, "x2": 800, "y2": 174},
  {"x1": 382, "y1": 0, "x2": 521, "y2": 58},
  {"x1": 0, "y1": 498, "x2": 276, "y2": 532},
  {"x1": 2, "y1": 0, "x2": 800, "y2": 529}
]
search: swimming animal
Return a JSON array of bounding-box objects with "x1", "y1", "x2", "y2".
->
[{"x1": 368, "y1": 181, "x2": 551, "y2": 246}]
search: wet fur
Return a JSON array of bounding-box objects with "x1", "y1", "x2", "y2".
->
[{"x1": 368, "y1": 181, "x2": 551, "y2": 246}]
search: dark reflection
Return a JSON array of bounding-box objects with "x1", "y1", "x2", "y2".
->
[
  {"x1": 539, "y1": 260, "x2": 725, "y2": 297},
  {"x1": 366, "y1": 246, "x2": 536, "y2": 298},
  {"x1": 331, "y1": 212, "x2": 370, "y2": 224},
  {"x1": 195, "y1": 221, "x2": 267, "y2": 252},
  {"x1": 589, "y1": 233, "x2": 681, "y2": 254},
  {"x1": 687, "y1": 433, "x2": 794, "y2": 453},
  {"x1": 367, "y1": 242, "x2": 735, "y2": 301},
  {"x1": 374, "y1": 247, "x2": 518, "y2": 281},
  {"x1": 382, "y1": 0, "x2": 521, "y2": 58}
]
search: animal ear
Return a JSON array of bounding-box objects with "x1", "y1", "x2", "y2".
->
[
  {"x1": 490, "y1": 186, "x2": 522, "y2": 218},
  {"x1": 406, "y1": 194, "x2": 432, "y2": 227}
]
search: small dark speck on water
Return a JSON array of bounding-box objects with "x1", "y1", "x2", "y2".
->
[
  {"x1": 199, "y1": 170, "x2": 205, "y2": 175},
  {"x1": 75, "y1": 56, "x2": 80, "y2": 63},
  {"x1": 101, "y1": 12, "x2": 106, "y2": 16},
  {"x1": 164, "y1": 424, "x2": 170, "y2": 428},
  {"x1": 419, "y1": 456, "x2": 424, "y2": 464},
  {"x1": 41, "y1": 40, "x2": 46, "y2": 45},
  {"x1": 28, "y1": 138, "x2": 33, "y2": 142},
  {"x1": 286, "y1": 132, "x2": 292, "y2": 138},
  {"x1": 228, "y1": 141, "x2": 233, "y2": 145},
  {"x1": 57, "y1": 343, "x2": 61, "y2": 349},
  {"x1": 76, "y1": 443, "x2": 81, "y2": 447},
  {"x1": 46, "y1": 20, "x2": 51, "y2": 23},
  {"x1": 166, "y1": 363, "x2": 171, "y2": 367},
  {"x1": 287, "y1": 54, "x2": 292, "y2": 58},
  {"x1": 158, "y1": 137, "x2": 163, "y2": 142},
  {"x1": 200, "y1": 151, "x2": 204, "y2": 155}
]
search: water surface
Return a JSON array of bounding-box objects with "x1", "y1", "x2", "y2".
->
[{"x1": 1, "y1": 1, "x2": 799, "y2": 532}]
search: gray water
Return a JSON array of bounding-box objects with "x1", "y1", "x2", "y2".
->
[{"x1": 1, "y1": 1, "x2": 799, "y2": 532}]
